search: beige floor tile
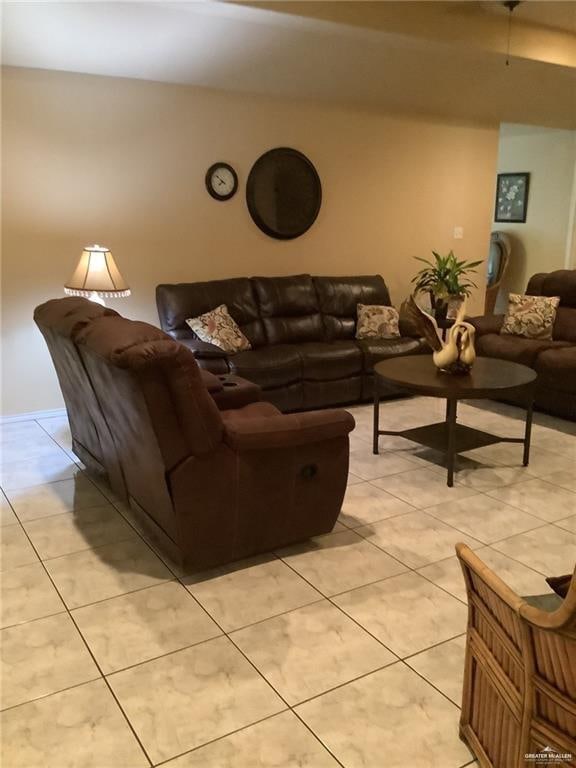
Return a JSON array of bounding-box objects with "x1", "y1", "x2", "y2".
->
[
  {"x1": 0, "y1": 421, "x2": 48, "y2": 445},
  {"x1": 339, "y1": 481, "x2": 415, "y2": 528},
  {"x1": 532, "y1": 427, "x2": 576, "y2": 457},
  {"x1": 486, "y1": 479, "x2": 576, "y2": 523},
  {"x1": 1, "y1": 562, "x2": 65, "y2": 628},
  {"x1": 453, "y1": 463, "x2": 535, "y2": 491},
  {"x1": 347, "y1": 472, "x2": 363, "y2": 486},
  {"x1": 73, "y1": 581, "x2": 221, "y2": 673},
  {"x1": 418, "y1": 546, "x2": 551, "y2": 603},
  {"x1": 162, "y1": 710, "x2": 340, "y2": 767},
  {"x1": 555, "y1": 516, "x2": 576, "y2": 534},
  {"x1": 108, "y1": 636, "x2": 284, "y2": 763},
  {"x1": 406, "y1": 635, "x2": 467, "y2": 706},
  {"x1": 36, "y1": 416, "x2": 73, "y2": 450},
  {"x1": 417, "y1": 556, "x2": 469, "y2": 603},
  {"x1": 0, "y1": 453, "x2": 81, "y2": 491},
  {"x1": 0, "y1": 524, "x2": 39, "y2": 571},
  {"x1": 334, "y1": 572, "x2": 467, "y2": 658},
  {"x1": 0, "y1": 679, "x2": 147, "y2": 768},
  {"x1": 23, "y1": 505, "x2": 135, "y2": 560},
  {"x1": 183, "y1": 556, "x2": 321, "y2": 632},
  {"x1": 424, "y1": 494, "x2": 544, "y2": 544},
  {"x1": 6, "y1": 475, "x2": 108, "y2": 522},
  {"x1": 232, "y1": 600, "x2": 395, "y2": 705},
  {"x1": 0, "y1": 492, "x2": 17, "y2": 526},
  {"x1": 372, "y1": 467, "x2": 477, "y2": 508},
  {"x1": 1, "y1": 434, "x2": 70, "y2": 463},
  {"x1": 296, "y1": 663, "x2": 472, "y2": 768},
  {"x1": 1, "y1": 613, "x2": 100, "y2": 710},
  {"x1": 276, "y1": 529, "x2": 407, "y2": 596},
  {"x1": 44, "y1": 537, "x2": 172, "y2": 608},
  {"x1": 547, "y1": 469, "x2": 576, "y2": 493},
  {"x1": 348, "y1": 450, "x2": 416, "y2": 481},
  {"x1": 356, "y1": 510, "x2": 482, "y2": 568},
  {"x1": 466, "y1": 444, "x2": 576, "y2": 478},
  {"x1": 491, "y1": 526, "x2": 576, "y2": 576}
]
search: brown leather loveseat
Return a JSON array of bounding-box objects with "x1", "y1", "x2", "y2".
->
[
  {"x1": 34, "y1": 297, "x2": 354, "y2": 570},
  {"x1": 156, "y1": 274, "x2": 427, "y2": 412},
  {"x1": 470, "y1": 269, "x2": 576, "y2": 420}
]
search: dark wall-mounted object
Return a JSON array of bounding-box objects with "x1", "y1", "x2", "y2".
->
[
  {"x1": 246, "y1": 148, "x2": 322, "y2": 240},
  {"x1": 495, "y1": 172, "x2": 530, "y2": 223}
]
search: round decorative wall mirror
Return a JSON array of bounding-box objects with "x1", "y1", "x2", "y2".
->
[{"x1": 246, "y1": 148, "x2": 322, "y2": 240}]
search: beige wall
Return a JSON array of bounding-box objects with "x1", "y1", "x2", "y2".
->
[
  {"x1": 495, "y1": 123, "x2": 576, "y2": 304},
  {"x1": 1, "y1": 66, "x2": 497, "y2": 416}
]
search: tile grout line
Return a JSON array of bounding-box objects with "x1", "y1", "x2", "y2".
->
[
  {"x1": 276, "y1": 552, "x2": 469, "y2": 715},
  {"x1": 2, "y1": 501, "x2": 156, "y2": 768},
  {"x1": 2, "y1": 407, "x2": 572, "y2": 764}
]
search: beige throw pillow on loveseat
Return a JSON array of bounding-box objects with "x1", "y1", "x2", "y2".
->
[
  {"x1": 356, "y1": 304, "x2": 400, "y2": 339},
  {"x1": 186, "y1": 304, "x2": 251, "y2": 353},
  {"x1": 500, "y1": 293, "x2": 560, "y2": 340}
]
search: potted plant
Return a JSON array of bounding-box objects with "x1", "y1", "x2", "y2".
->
[{"x1": 411, "y1": 251, "x2": 483, "y2": 325}]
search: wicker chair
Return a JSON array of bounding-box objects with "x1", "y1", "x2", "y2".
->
[{"x1": 456, "y1": 543, "x2": 576, "y2": 768}]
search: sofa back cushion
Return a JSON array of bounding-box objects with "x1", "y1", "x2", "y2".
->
[
  {"x1": 252, "y1": 274, "x2": 324, "y2": 344},
  {"x1": 75, "y1": 315, "x2": 224, "y2": 538},
  {"x1": 314, "y1": 275, "x2": 392, "y2": 341},
  {"x1": 526, "y1": 269, "x2": 576, "y2": 341},
  {"x1": 156, "y1": 279, "x2": 266, "y2": 347},
  {"x1": 33, "y1": 297, "x2": 126, "y2": 496}
]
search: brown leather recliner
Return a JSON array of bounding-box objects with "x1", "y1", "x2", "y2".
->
[
  {"x1": 156, "y1": 274, "x2": 428, "y2": 412},
  {"x1": 470, "y1": 269, "x2": 576, "y2": 420},
  {"x1": 35, "y1": 297, "x2": 354, "y2": 570}
]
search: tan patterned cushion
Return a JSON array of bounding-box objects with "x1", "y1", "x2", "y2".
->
[
  {"x1": 501, "y1": 294, "x2": 560, "y2": 340},
  {"x1": 356, "y1": 304, "x2": 400, "y2": 339},
  {"x1": 186, "y1": 304, "x2": 251, "y2": 353}
]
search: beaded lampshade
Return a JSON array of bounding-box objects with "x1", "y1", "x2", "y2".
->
[{"x1": 64, "y1": 245, "x2": 130, "y2": 303}]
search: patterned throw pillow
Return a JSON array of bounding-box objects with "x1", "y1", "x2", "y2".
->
[
  {"x1": 500, "y1": 294, "x2": 560, "y2": 340},
  {"x1": 186, "y1": 304, "x2": 251, "y2": 353},
  {"x1": 356, "y1": 304, "x2": 400, "y2": 339}
]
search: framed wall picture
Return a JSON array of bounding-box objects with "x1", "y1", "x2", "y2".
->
[{"x1": 495, "y1": 172, "x2": 530, "y2": 223}]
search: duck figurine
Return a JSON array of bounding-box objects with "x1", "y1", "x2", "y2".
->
[{"x1": 404, "y1": 295, "x2": 476, "y2": 375}]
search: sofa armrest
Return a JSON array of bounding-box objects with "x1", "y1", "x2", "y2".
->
[
  {"x1": 224, "y1": 409, "x2": 355, "y2": 451},
  {"x1": 200, "y1": 369, "x2": 224, "y2": 393},
  {"x1": 178, "y1": 337, "x2": 229, "y2": 360},
  {"x1": 468, "y1": 314, "x2": 505, "y2": 336}
]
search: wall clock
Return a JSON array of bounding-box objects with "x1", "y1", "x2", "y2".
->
[
  {"x1": 246, "y1": 147, "x2": 322, "y2": 239},
  {"x1": 205, "y1": 162, "x2": 238, "y2": 201}
]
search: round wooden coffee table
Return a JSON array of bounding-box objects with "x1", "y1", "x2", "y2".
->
[{"x1": 373, "y1": 356, "x2": 537, "y2": 487}]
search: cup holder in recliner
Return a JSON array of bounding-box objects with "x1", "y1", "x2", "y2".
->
[
  {"x1": 301, "y1": 463, "x2": 318, "y2": 480},
  {"x1": 218, "y1": 376, "x2": 238, "y2": 388}
]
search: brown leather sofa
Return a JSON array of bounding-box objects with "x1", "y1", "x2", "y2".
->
[
  {"x1": 156, "y1": 274, "x2": 428, "y2": 412},
  {"x1": 34, "y1": 297, "x2": 354, "y2": 570},
  {"x1": 470, "y1": 269, "x2": 576, "y2": 420}
]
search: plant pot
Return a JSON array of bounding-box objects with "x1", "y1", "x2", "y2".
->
[{"x1": 430, "y1": 294, "x2": 449, "y2": 326}]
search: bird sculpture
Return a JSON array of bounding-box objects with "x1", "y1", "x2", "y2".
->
[{"x1": 404, "y1": 295, "x2": 476, "y2": 375}]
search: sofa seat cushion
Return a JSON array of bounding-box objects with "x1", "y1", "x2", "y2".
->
[
  {"x1": 534, "y1": 347, "x2": 576, "y2": 394},
  {"x1": 356, "y1": 337, "x2": 428, "y2": 369},
  {"x1": 475, "y1": 333, "x2": 571, "y2": 367},
  {"x1": 229, "y1": 345, "x2": 301, "y2": 389},
  {"x1": 300, "y1": 342, "x2": 363, "y2": 381}
]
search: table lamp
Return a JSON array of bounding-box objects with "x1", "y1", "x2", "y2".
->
[{"x1": 64, "y1": 244, "x2": 130, "y2": 306}]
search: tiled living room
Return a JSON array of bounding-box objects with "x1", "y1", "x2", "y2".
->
[{"x1": 1, "y1": 2, "x2": 576, "y2": 768}]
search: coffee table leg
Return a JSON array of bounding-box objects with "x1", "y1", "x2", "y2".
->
[
  {"x1": 373, "y1": 381, "x2": 380, "y2": 455},
  {"x1": 446, "y1": 398, "x2": 457, "y2": 487},
  {"x1": 523, "y1": 393, "x2": 534, "y2": 466}
]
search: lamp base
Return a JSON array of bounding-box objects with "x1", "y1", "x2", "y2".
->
[{"x1": 88, "y1": 291, "x2": 106, "y2": 306}]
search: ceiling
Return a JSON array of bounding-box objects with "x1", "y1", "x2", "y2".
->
[
  {"x1": 479, "y1": 1, "x2": 576, "y2": 33},
  {"x1": 2, "y1": 1, "x2": 575, "y2": 128}
]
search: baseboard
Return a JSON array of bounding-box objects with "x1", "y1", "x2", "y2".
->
[{"x1": 0, "y1": 408, "x2": 67, "y2": 425}]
